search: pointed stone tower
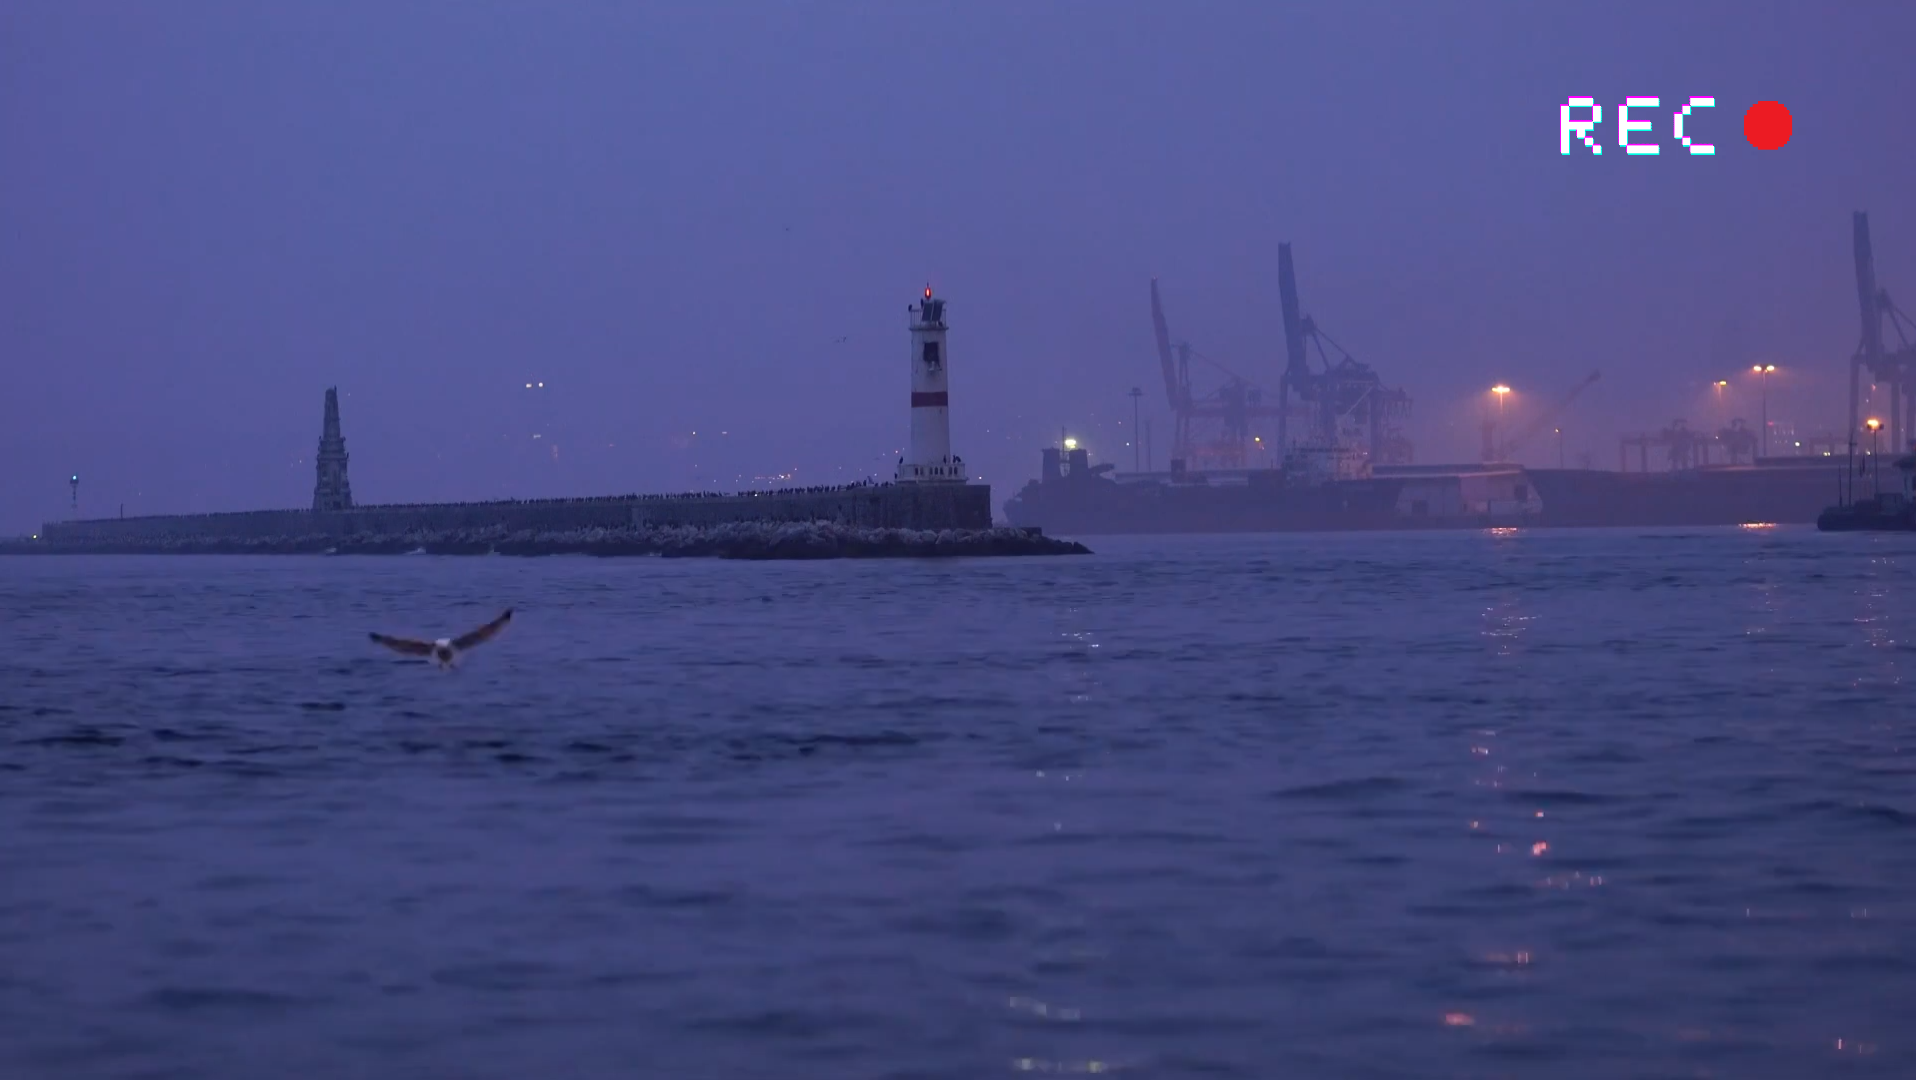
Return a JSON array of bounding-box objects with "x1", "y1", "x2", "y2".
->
[{"x1": 312, "y1": 387, "x2": 354, "y2": 512}]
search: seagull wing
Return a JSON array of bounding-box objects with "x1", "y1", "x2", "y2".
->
[
  {"x1": 452, "y1": 608, "x2": 513, "y2": 651},
  {"x1": 369, "y1": 632, "x2": 435, "y2": 656}
]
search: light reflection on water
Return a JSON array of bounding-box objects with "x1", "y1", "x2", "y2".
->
[
  {"x1": 1858, "y1": 555, "x2": 1901, "y2": 691},
  {"x1": 0, "y1": 526, "x2": 1913, "y2": 1079}
]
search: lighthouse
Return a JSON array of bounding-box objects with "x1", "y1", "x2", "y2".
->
[{"x1": 896, "y1": 286, "x2": 967, "y2": 484}]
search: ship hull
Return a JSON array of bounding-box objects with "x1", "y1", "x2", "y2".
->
[
  {"x1": 1003, "y1": 474, "x2": 1532, "y2": 535},
  {"x1": 1524, "y1": 466, "x2": 1841, "y2": 528},
  {"x1": 1004, "y1": 462, "x2": 1847, "y2": 536},
  {"x1": 1816, "y1": 497, "x2": 1916, "y2": 532}
]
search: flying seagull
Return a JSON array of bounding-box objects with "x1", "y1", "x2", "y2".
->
[{"x1": 370, "y1": 609, "x2": 513, "y2": 669}]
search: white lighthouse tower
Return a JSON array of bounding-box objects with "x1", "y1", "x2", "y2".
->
[{"x1": 896, "y1": 286, "x2": 967, "y2": 483}]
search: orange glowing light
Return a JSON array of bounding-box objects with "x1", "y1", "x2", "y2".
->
[
  {"x1": 924, "y1": 285, "x2": 933, "y2": 299},
  {"x1": 1491, "y1": 384, "x2": 1511, "y2": 395},
  {"x1": 1867, "y1": 418, "x2": 1882, "y2": 431}
]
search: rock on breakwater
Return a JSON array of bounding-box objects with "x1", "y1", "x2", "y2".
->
[{"x1": 3, "y1": 521, "x2": 1092, "y2": 559}]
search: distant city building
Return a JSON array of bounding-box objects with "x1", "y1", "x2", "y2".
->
[{"x1": 313, "y1": 387, "x2": 353, "y2": 512}]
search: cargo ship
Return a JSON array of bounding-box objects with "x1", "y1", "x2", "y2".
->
[{"x1": 1002, "y1": 443, "x2": 1846, "y2": 535}]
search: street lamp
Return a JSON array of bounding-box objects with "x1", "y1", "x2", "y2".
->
[
  {"x1": 1554, "y1": 426, "x2": 1564, "y2": 468},
  {"x1": 1868, "y1": 417, "x2": 1882, "y2": 496},
  {"x1": 1752, "y1": 364, "x2": 1776, "y2": 457},
  {"x1": 1483, "y1": 385, "x2": 1512, "y2": 463}
]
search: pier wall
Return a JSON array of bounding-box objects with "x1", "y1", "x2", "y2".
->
[
  {"x1": 626, "y1": 485, "x2": 989, "y2": 530},
  {"x1": 37, "y1": 484, "x2": 992, "y2": 544}
]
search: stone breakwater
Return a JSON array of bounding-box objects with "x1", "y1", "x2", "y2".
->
[
  {"x1": 38, "y1": 483, "x2": 994, "y2": 544},
  {"x1": 3, "y1": 521, "x2": 1091, "y2": 559}
]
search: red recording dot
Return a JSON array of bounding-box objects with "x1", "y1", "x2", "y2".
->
[{"x1": 1744, "y1": 101, "x2": 1792, "y2": 150}]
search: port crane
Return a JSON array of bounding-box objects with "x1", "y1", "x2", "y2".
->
[
  {"x1": 1274, "y1": 243, "x2": 1413, "y2": 464},
  {"x1": 1483, "y1": 370, "x2": 1601, "y2": 463},
  {"x1": 1620, "y1": 416, "x2": 1765, "y2": 472},
  {"x1": 1150, "y1": 279, "x2": 1284, "y2": 470},
  {"x1": 1149, "y1": 244, "x2": 1414, "y2": 473},
  {"x1": 1849, "y1": 212, "x2": 1916, "y2": 492},
  {"x1": 1714, "y1": 418, "x2": 1758, "y2": 465}
]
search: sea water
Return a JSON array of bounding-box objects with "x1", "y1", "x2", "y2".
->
[{"x1": 2, "y1": 526, "x2": 1912, "y2": 1079}]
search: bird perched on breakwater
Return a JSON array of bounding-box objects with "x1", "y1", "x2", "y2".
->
[{"x1": 370, "y1": 609, "x2": 512, "y2": 669}]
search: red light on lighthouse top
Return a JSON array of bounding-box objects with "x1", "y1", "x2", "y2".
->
[{"x1": 924, "y1": 285, "x2": 932, "y2": 299}]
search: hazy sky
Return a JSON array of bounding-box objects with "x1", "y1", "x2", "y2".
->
[{"x1": 4, "y1": 0, "x2": 1915, "y2": 532}]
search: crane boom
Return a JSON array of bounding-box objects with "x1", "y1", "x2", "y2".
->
[
  {"x1": 1496, "y1": 371, "x2": 1601, "y2": 461},
  {"x1": 1277, "y1": 243, "x2": 1308, "y2": 385},
  {"x1": 1855, "y1": 213, "x2": 1885, "y2": 373},
  {"x1": 1149, "y1": 279, "x2": 1184, "y2": 409}
]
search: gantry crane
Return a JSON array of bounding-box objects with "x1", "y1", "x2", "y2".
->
[
  {"x1": 1150, "y1": 279, "x2": 1284, "y2": 470},
  {"x1": 1485, "y1": 370, "x2": 1601, "y2": 463},
  {"x1": 1149, "y1": 244, "x2": 1413, "y2": 473},
  {"x1": 1274, "y1": 243, "x2": 1413, "y2": 464},
  {"x1": 1849, "y1": 212, "x2": 1916, "y2": 486},
  {"x1": 1619, "y1": 416, "x2": 1764, "y2": 472}
]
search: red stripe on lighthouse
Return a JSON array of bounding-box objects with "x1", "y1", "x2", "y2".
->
[{"x1": 911, "y1": 392, "x2": 949, "y2": 408}]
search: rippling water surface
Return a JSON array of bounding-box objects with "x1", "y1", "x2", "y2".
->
[{"x1": 4, "y1": 526, "x2": 1915, "y2": 1079}]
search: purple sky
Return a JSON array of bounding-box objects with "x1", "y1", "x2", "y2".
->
[{"x1": 4, "y1": 0, "x2": 1914, "y2": 532}]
